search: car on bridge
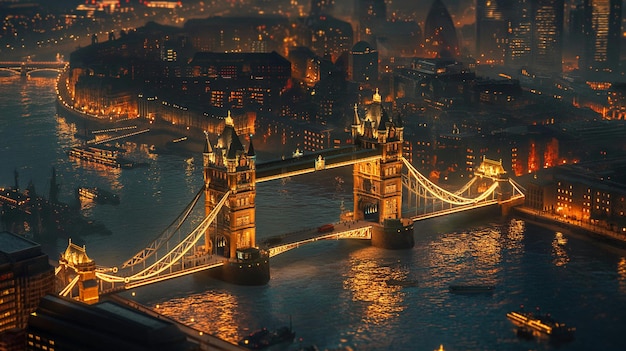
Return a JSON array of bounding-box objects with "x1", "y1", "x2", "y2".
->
[{"x1": 317, "y1": 223, "x2": 334, "y2": 233}]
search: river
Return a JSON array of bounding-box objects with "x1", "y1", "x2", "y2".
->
[{"x1": 1, "y1": 75, "x2": 625, "y2": 351}]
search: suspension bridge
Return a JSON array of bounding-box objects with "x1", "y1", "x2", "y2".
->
[{"x1": 55, "y1": 92, "x2": 525, "y2": 304}]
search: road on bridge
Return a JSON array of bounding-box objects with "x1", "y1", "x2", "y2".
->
[{"x1": 259, "y1": 220, "x2": 374, "y2": 251}]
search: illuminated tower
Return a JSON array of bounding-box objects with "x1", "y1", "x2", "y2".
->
[
  {"x1": 351, "y1": 89, "x2": 404, "y2": 224},
  {"x1": 581, "y1": 0, "x2": 622, "y2": 73},
  {"x1": 203, "y1": 112, "x2": 256, "y2": 260},
  {"x1": 531, "y1": 0, "x2": 564, "y2": 73},
  {"x1": 424, "y1": 0, "x2": 460, "y2": 58}
]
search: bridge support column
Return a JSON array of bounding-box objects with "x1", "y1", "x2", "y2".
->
[{"x1": 371, "y1": 219, "x2": 415, "y2": 249}]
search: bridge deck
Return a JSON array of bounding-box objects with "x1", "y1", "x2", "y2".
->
[
  {"x1": 256, "y1": 146, "x2": 381, "y2": 182},
  {"x1": 260, "y1": 220, "x2": 375, "y2": 257}
]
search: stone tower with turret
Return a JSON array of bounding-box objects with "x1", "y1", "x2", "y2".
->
[
  {"x1": 203, "y1": 112, "x2": 257, "y2": 259},
  {"x1": 351, "y1": 89, "x2": 405, "y2": 224}
]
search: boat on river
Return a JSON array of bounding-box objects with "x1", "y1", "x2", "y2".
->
[
  {"x1": 67, "y1": 145, "x2": 135, "y2": 168},
  {"x1": 238, "y1": 325, "x2": 295, "y2": 349},
  {"x1": 506, "y1": 307, "x2": 575, "y2": 341},
  {"x1": 77, "y1": 187, "x2": 120, "y2": 205}
]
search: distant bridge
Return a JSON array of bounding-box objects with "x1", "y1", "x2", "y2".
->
[{"x1": 0, "y1": 61, "x2": 67, "y2": 76}]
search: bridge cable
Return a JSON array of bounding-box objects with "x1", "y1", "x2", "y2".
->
[{"x1": 121, "y1": 185, "x2": 205, "y2": 269}]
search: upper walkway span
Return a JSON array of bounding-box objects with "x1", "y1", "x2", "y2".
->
[{"x1": 256, "y1": 146, "x2": 381, "y2": 182}]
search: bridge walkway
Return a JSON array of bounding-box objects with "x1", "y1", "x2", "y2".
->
[{"x1": 256, "y1": 146, "x2": 381, "y2": 182}]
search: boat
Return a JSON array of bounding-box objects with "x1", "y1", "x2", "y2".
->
[
  {"x1": 238, "y1": 325, "x2": 295, "y2": 349},
  {"x1": 448, "y1": 284, "x2": 495, "y2": 294},
  {"x1": 77, "y1": 187, "x2": 120, "y2": 205},
  {"x1": 67, "y1": 145, "x2": 139, "y2": 169},
  {"x1": 506, "y1": 307, "x2": 575, "y2": 342}
]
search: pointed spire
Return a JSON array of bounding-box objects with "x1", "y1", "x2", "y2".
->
[
  {"x1": 225, "y1": 110, "x2": 234, "y2": 127},
  {"x1": 373, "y1": 88, "x2": 381, "y2": 103},
  {"x1": 247, "y1": 136, "x2": 256, "y2": 157},
  {"x1": 395, "y1": 113, "x2": 404, "y2": 128},
  {"x1": 203, "y1": 131, "x2": 213, "y2": 153},
  {"x1": 353, "y1": 103, "x2": 361, "y2": 125}
]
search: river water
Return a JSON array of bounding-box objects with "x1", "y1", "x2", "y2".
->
[{"x1": 1, "y1": 75, "x2": 626, "y2": 351}]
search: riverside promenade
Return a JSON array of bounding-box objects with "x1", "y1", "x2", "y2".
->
[{"x1": 513, "y1": 206, "x2": 626, "y2": 249}]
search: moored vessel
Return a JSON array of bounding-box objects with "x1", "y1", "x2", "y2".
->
[
  {"x1": 67, "y1": 145, "x2": 146, "y2": 169},
  {"x1": 506, "y1": 307, "x2": 575, "y2": 341},
  {"x1": 77, "y1": 187, "x2": 120, "y2": 205}
]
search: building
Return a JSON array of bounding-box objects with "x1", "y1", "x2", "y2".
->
[
  {"x1": 581, "y1": 0, "x2": 622, "y2": 74},
  {"x1": 351, "y1": 41, "x2": 378, "y2": 84},
  {"x1": 476, "y1": 0, "x2": 508, "y2": 65},
  {"x1": 25, "y1": 295, "x2": 196, "y2": 351},
  {"x1": 506, "y1": 0, "x2": 533, "y2": 68},
  {"x1": 0, "y1": 231, "x2": 55, "y2": 350},
  {"x1": 531, "y1": 0, "x2": 564, "y2": 74},
  {"x1": 423, "y1": 0, "x2": 460, "y2": 58}
]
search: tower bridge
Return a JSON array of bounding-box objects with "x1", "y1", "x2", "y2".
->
[
  {"x1": 56, "y1": 91, "x2": 524, "y2": 303},
  {"x1": 0, "y1": 61, "x2": 67, "y2": 76}
]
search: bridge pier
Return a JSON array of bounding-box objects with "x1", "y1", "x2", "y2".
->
[
  {"x1": 371, "y1": 218, "x2": 415, "y2": 249},
  {"x1": 209, "y1": 252, "x2": 270, "y2": 286}
]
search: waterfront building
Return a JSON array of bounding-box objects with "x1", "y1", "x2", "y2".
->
[
  {"x1": 423, "y1": 0, "x2": 460, "y2": 58},
  {"x1": 527, "y1": 162, "x2": 626, "y2": 230},
  {"x1": 25, "y1": 295, "x2": 195, "y2": 351},
  {"x1": 0, "y1": 232, "x2": 55, "y2": 349}
]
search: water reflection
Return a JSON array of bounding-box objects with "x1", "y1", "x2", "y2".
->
[
  {"x1": 154, "y1": 290, "x2": 241, "y2": 343},
  {"x1": 618, "y1": 257, "x2": 626, "y2": 294},
  {"x1": 343, "y1": 251, "x2": 408, "y2": 326},
  {"x1": 552, "y1": 231, "x2": 570, "y2": 267}
]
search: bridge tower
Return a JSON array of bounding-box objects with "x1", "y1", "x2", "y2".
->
[
  {"x1": 203, "y1": 112, "x2": 268, "y2": 284},
  {"x1": 57, "y1": 239, "x2": 99, "y2": 304},
  {"x1": 351, "y1": 90, "x2": 404, "y2": 223},
  {"x1": 351, "y1": 90, "x2": 414, "y2": 248}
]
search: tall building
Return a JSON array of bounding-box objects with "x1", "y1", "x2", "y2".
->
[
  {"x1": 26, "y1": 295, "x2": 194, "y2": 351},
  {"x1": 476, "y1": 0, "x2": 508, "y2": 64},
  {"x1": 0, "y1": 231, "x2": 55, "y2": 349},
  {"x1": 581, "y1": 0, "x2": 622, "y2": 73},
  {"x1": 531, "y1": 0, "x2": 564, "y2": 74},
  {"x1": 351, "y1": 41, "x2": 378, "y2": 84},
  {"x1": 506, "y1": 0, "x2": 533, "y2": 68},
  {"x1": 424, "y1": 0, "x2": 460, "y2": 58},
  {"x1": 356, "y1": 0, "x2": 386, "y2": 41}
]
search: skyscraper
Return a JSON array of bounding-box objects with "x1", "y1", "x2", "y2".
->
[
  {"x1": 581, "y1": 0, "x2": 622, "y2": 73},
  {"x1": 531, "y1": 0, "x2": 564, "y2": 74},
  {"x1": 424, "y1": 0, "x2": 460, "y2": 58},
  {"x1": 476, "y1": 0, "x2": 508, "y2": 64},
  {"x1": 351, "y1": 41, "x2": 378, "y2": 84},
  {"x1": 506, "y1": 0, "x2": 533, "y2": 68},
  {"x1": 356, "y1": 0, "x2": 386, "y2": 41}
]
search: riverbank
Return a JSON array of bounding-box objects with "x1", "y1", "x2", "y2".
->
[{"x1": 512, "y1": 206, "x2": 626, "y2": 249}]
